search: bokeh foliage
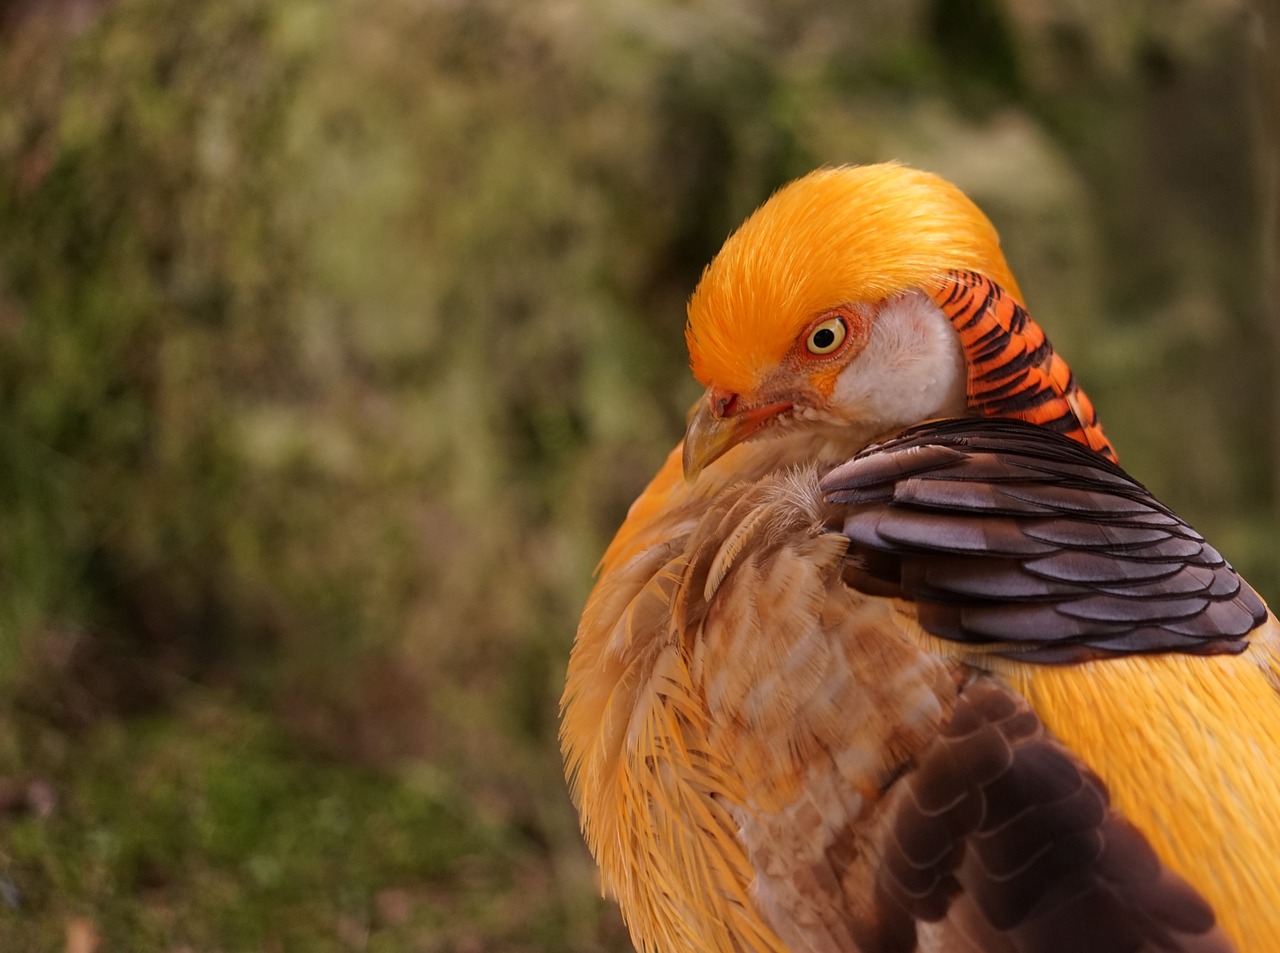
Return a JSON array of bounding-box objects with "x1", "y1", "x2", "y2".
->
[{"x1": 0, "y1": 0, "x2": 1274, "y2": 948}]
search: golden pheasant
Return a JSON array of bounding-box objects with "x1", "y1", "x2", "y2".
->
[{"x1": 560, "y1": 163, "x2": 1280, "y2": 953}]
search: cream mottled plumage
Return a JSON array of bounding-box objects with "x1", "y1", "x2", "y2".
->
[{"x1": 561, "y1": 164, "x2": 1280, "y2": 953}]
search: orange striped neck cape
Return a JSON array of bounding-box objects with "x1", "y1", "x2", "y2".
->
[{"x1": 930, "y1": 270, "x2": 1114, "y2": 462}]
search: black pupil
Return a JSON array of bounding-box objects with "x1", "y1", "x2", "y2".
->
[{"x1": 812, "y1": 327, "x2": 835, "y2": 350}]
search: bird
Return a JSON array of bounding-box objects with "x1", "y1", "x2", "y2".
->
[{"x1": 559, "y1": 163, "x2": 1280, "y2": 953}]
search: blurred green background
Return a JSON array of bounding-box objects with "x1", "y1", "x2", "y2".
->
[{"x1": 0, "y1": 0, "x2": 1276, "y2": 949}]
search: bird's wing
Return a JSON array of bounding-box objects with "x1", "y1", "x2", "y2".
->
[
  {"x1": 801, "y1": 417, "x2": 1280, "y2": 953},
  {"x1": 822, "y1": 416, "x2": 1267, "y2": 665},
  {"x1": 856, "y1": 675, "x2": 1235, "y2": 953}
]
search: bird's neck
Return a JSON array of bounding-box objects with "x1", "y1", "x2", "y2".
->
[{"x1": 597, "y1": 425, "x2": 864, "y2": 576}]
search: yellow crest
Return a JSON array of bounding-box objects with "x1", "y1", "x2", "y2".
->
[{"x1": 686, "y1": 163, "x2": 1022, "y2": 395}]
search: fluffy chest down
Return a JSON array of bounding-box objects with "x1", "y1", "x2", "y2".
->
[{"x1": 562, "y1": 463, "x2": 964, "y2": 953}]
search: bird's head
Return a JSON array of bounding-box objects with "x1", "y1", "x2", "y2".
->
[{"x1": 682, "y1": 163, "x2": 1029, "y2": 480}]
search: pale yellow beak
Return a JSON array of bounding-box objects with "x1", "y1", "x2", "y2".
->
[{"x1": 682, "y1": 388, "x2": 792, "y2": 482}]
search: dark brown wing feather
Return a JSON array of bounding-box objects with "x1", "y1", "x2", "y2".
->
[
  {"x1": 820, "y1": 418, "x2": 1268, "y2": 664},
  {"x1": 861, "y1": 678, "x2": 1234, "y2": 953}
]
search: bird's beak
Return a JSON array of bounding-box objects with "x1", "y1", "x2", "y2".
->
[{"x1": 682, "y1": 388, "x2": 792, "y2": 483}]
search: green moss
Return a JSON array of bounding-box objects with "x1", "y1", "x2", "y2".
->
[{"x1": 0, "y1": 699, "x2": 593, "y2": 950}]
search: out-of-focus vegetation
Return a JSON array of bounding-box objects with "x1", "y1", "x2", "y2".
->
[{"x1": 0, "y1": 0, "x2": 1274, "y2": 949}]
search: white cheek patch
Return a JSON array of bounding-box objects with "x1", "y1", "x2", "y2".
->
[{"x1": 830, "y1": 290, "x2": 967, "y2": 433}]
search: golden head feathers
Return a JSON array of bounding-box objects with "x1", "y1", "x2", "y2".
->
[{"x1": 685, "y1": 163, "x2": 1022, "y2": 396}]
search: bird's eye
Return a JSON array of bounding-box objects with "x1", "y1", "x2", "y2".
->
[{"x1": 805, "y1": 317, "x2": 847, "y2": 355}]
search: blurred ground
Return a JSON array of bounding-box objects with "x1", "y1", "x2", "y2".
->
[{"x1": 0, "y1": 0, "x2": 1275, "y2": 950}]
